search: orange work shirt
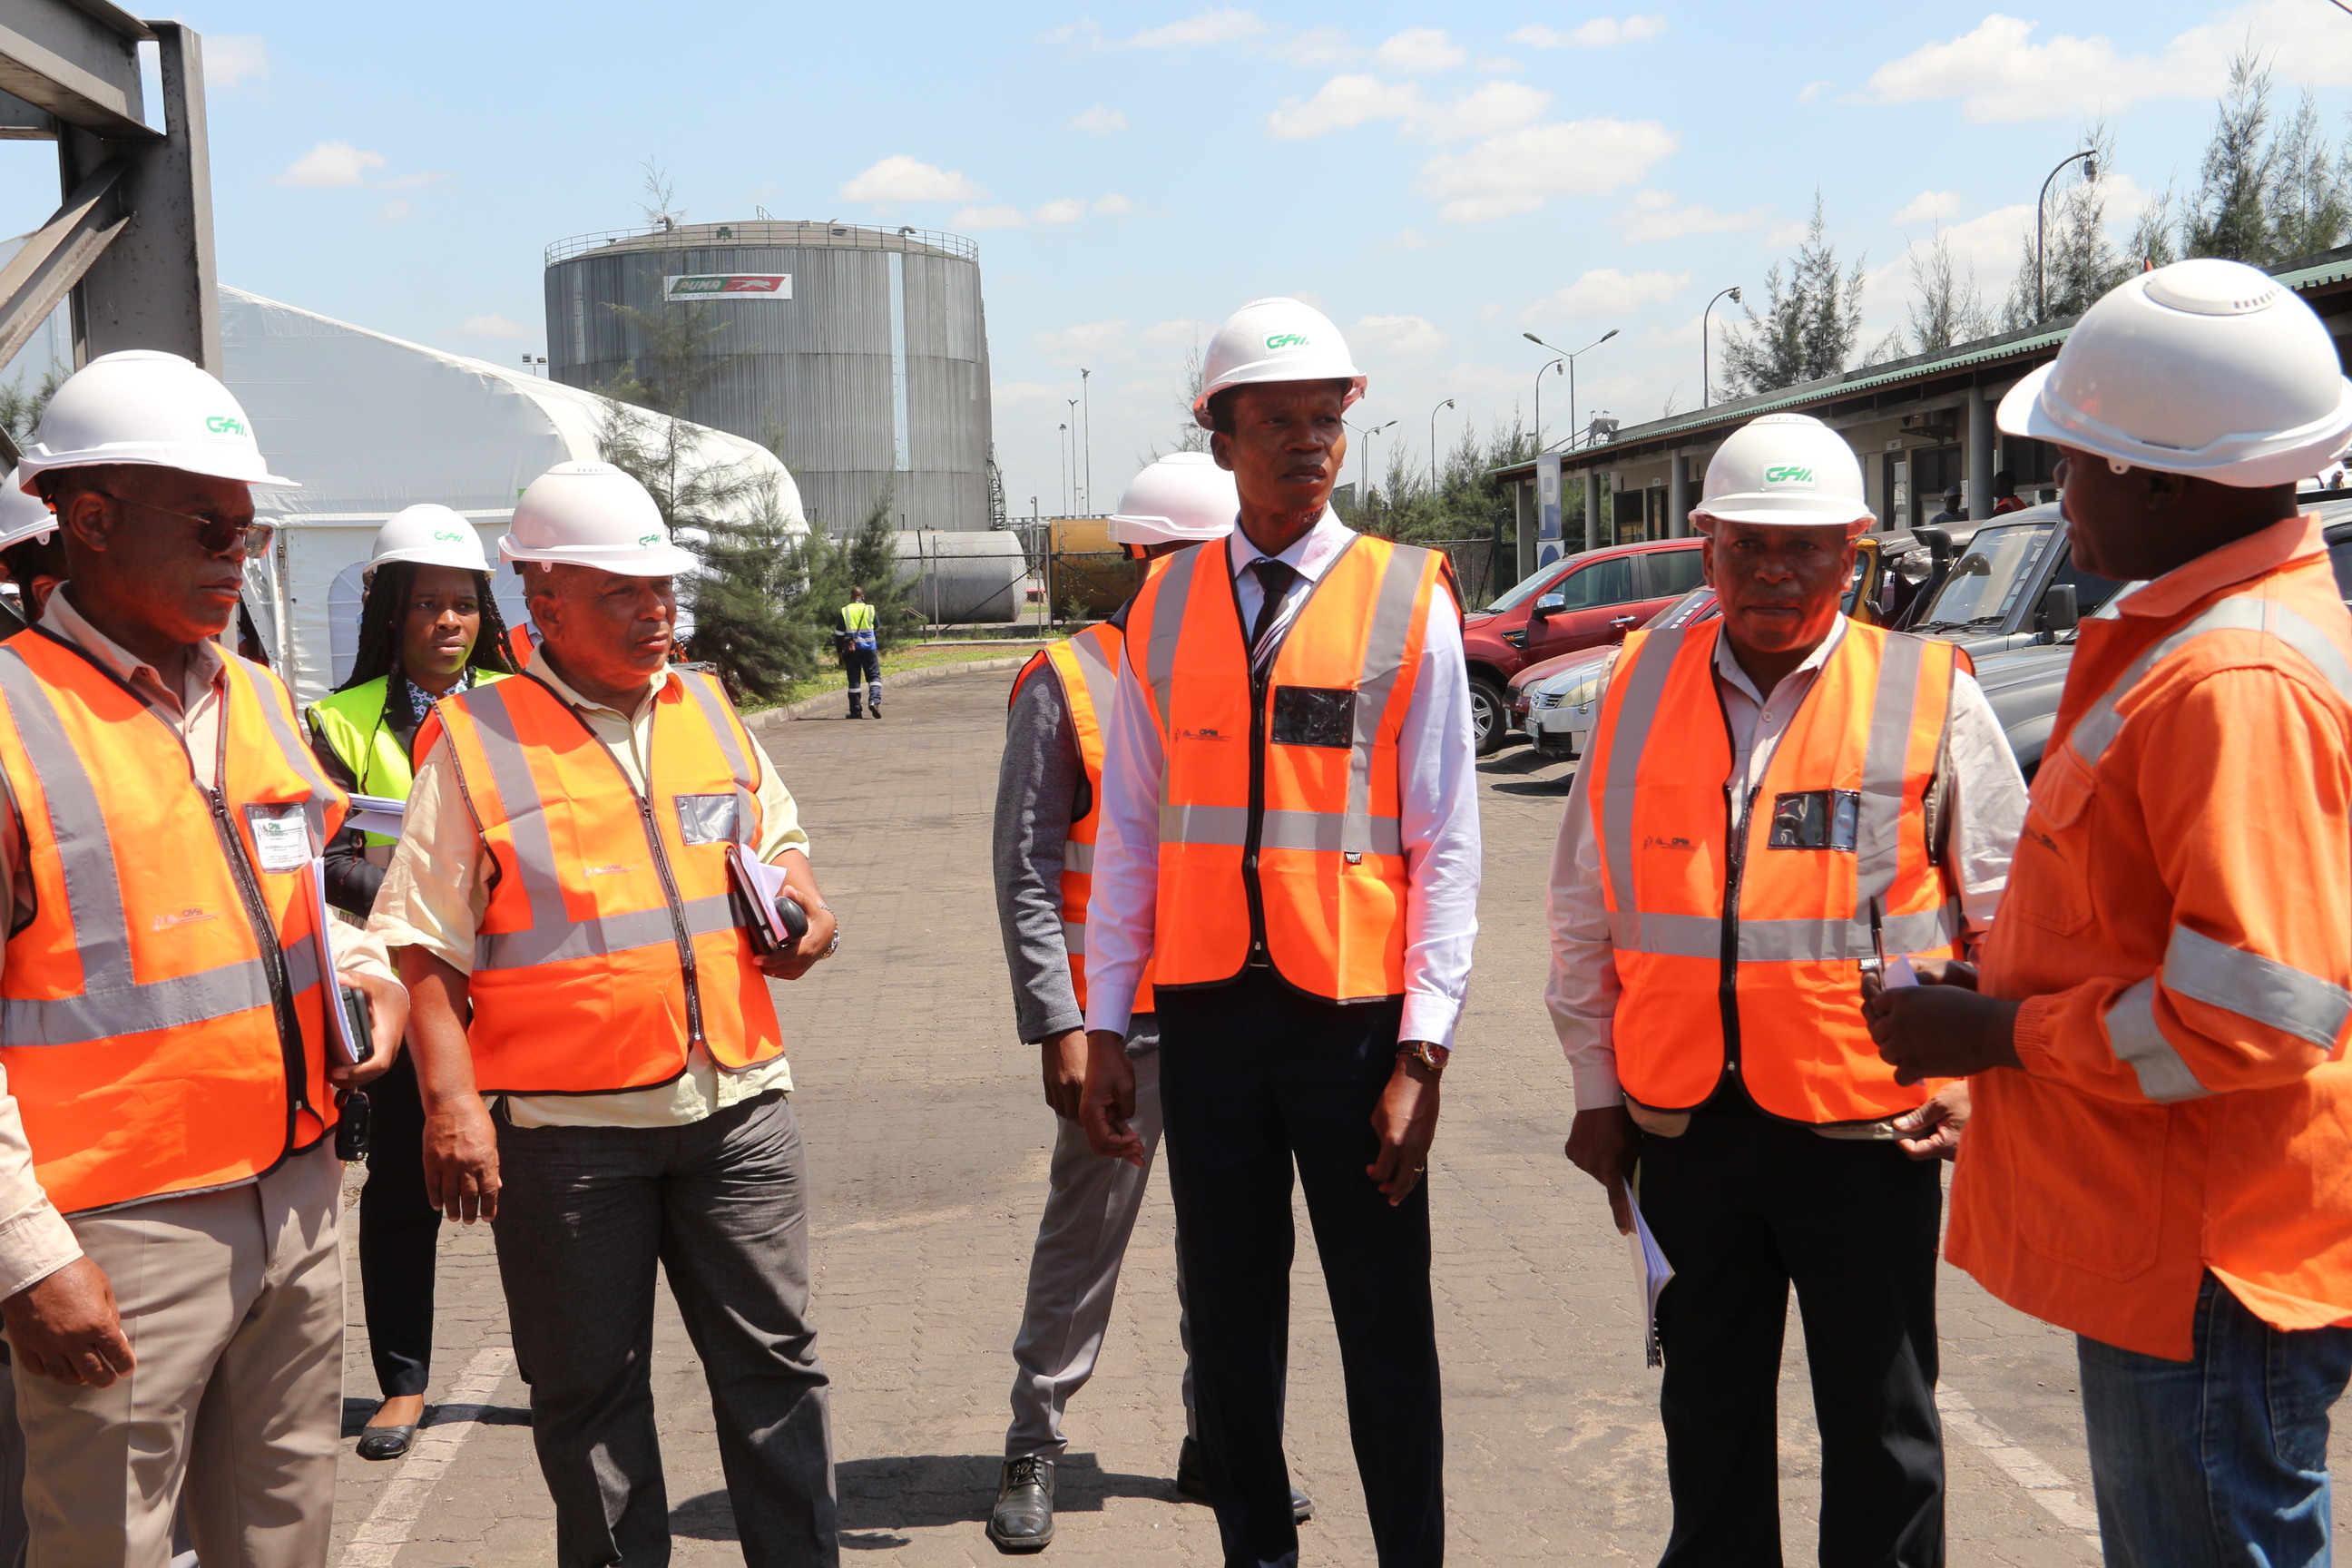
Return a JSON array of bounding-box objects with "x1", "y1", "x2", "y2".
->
[{"x1": 1949, "y1": 514, "x2": 2352, "y2": 1359}]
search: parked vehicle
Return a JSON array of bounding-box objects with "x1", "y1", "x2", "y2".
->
[
  {"x1": 1898, "y1": 503, "x2": 2125, "y2": 657},
  {"x1": 1463, "y1": 537, "x2": 1706, "y2": 754}
]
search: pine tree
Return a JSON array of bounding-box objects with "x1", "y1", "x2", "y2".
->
[
  {"x1": 1148, "y1": 346, "x2": 1213, "y2": 460},
  {"x1": 1902, "y1": 229, "x2": 1994, "y2": 353},
  {"x1": 2181, "y1": 52, "x2": 2278, "y2": 262},
  {"x1": 2133, "y1": 52, "x2": 2352, "y2": 269},
  {"x1": 2004, "y1": 126, "x2": 2132, "y2": 326},
  {"x1": 2267, "y1": 91, "x2": 2352, "y2": 260},
  {"x1": 1716, "y1": 195, "x2": 1867, "y2": 396}
]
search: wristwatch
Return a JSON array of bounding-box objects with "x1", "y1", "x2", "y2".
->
[
  {"x1": 1397, "y1": 1041, "x2": 1451, "y2": 1073},
  {"x1": 816, "y1": 905, "x2": 841, "y2": 959}
]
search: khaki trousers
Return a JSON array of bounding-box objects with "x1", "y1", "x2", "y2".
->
[{"x1": 10, "y1": 1143, "x2": 345, "y2": 1568}]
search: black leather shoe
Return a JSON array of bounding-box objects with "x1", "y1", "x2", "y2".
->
[
  {"x1": 986, "y1": 1455, "x2": 1055, "y2": 1553},
  {"x1": 356, "y1": 1424, "x2": 416, "y2": 1461},
  {"x1": 1174, "y1": 1438, "x2": 1311, "y2": 1524}
]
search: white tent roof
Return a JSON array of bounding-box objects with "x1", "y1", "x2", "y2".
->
[{"x1": 218, "y1": 287, "x2": 803, "y2": 703}]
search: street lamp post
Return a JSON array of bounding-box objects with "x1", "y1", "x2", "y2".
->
[
  {"x1": 2036, "y1": 147, "x2": 2097, "y2": 324},
  {"x1": 1428, "y1": 397, "x2": 1455, "y2": 491},
  {"x1": 1700, "y1": 286, "x2": 1742, "y2": 407},
  {"x1": 1524, "y1": 328, "x2": 1620, "y2": 451},
  {"x1": 1080, "y1": 368, "x2": 1093, "y2": 512},
  {"x1": 1531, "y1": 358, "x2": 1563, "y2": 450},
  {"x1": 1056, "y1": 423, "x2": 1068, "y2": 515},
  {"x1": 1065, "y1": 399, "x2": 1080, "y2": 512}
]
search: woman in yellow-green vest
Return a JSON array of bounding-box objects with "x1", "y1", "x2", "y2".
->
[{"x1": 306, "y1": 505, "x2": 519, "y2": 1461}]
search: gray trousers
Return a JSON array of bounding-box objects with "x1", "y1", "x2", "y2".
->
[
  {"x1": 492, "y1": 1092, "x2": 838, "y2": 1568},
  {"x1": 1006, "y1": 1045, "x2": 1196, "y2": 1460}
]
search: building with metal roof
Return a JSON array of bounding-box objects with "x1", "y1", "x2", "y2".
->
[{"x1": 1495, "y1": 242, "x2": 2352, "y2": 579}]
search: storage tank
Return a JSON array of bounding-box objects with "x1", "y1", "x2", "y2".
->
[
  {"x1": 1045, "y1": 517, "x2": 1145, "y2": 618},
  {"x1": 544, "y1": 221, "x2": 993, "y2": 534},
  {"x1": 893, "y1": 529, "x2": 1027, "y2": 624}
]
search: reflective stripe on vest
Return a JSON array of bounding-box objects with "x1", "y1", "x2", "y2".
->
[
  {"x1": 1134, "y1": 533, "x2": 1442, "y2": 1002},
  {"x1": 433, "y1": 669, "x2": 782, "y2": 1093},
  {"x1": 1011, "y1": 623, "x2": 1155, "y2": 1013},
  {"x1": 1591, "y1": 620, "x2": 1963, "y2": 1123},
  {"x1": 309, "y1": 671, "x2": 510, "y2": 845},
  {"x1": 2058, "y1": 592, "x2": 2352, "y2": 1102},
  {"x1": 0, "y1": 633, "x2": 343, "y2": 1212}
]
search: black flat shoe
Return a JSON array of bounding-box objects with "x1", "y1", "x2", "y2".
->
[
  {"x1": 986, "y1": 1455, "x2": 1055, "y2": 1553},
  {"x1": 356, "y1": 1424, "x2": 416, "y2": 1461},
  {"x1": 1174, "y1": 1437, "x2": 1311, "y2": 1523}
]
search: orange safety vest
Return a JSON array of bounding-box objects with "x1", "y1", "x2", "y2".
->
[
  {"x1": 0, "y1": 629, "x2": 345, "y2": 1214},
  {"x1": 1585, "y1": 619, "x2": 1965, "y2": 1123},
  {"x1": 421, "y1": 669, "x2": 782, "y2": 1094},
  {"x1": 1952, "y1": 542, "x2": 2352, "y2": 1357},
  {"x1": 1124, "y1": 533, "x2": 1447, "y2": 1004},
  {"x1": 1010, "y1": 622, "x2": 1154, "y2": 1014}
]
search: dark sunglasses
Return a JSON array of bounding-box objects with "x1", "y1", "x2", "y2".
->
[{"x1": 97, "y1": 492, "x2": 276, "y2": 556}]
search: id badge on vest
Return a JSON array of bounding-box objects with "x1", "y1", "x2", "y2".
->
[{"x1": 245, "y1": 803, "x2": 312, "y2": 873}]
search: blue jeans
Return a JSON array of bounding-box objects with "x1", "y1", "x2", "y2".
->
[{"x1": 2078, "y1": 1273, "x2": 2352, "y2": 1568}]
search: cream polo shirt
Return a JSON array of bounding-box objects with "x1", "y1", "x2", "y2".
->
[{"x1": 368, "y1": 657, "x2": 807, "y2": 1128}]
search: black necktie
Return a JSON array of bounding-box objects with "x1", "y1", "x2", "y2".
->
[{"x1": 1249, "y1": 559, "x2": 1298, "y2": 662}]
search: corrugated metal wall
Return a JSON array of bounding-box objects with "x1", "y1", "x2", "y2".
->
[{"x1": 544, "y1": 229, "x2": 994, "y2": 532}]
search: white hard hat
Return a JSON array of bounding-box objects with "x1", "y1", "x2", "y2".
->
[
  {"x1": 0, "y1": 469, "x2": 54, "y2": 551},
  {"x1": 1998, "y1": 258, "x2": 2352, "y2": 488},
  {"x1": 498, "y1": 461, "x2": 697, "y2": 577},
  {"x1": 371, "y1": 504, "x2": 490, "y2": 572},
  {"x1": 17, "y1": 349, "x2": 298, "y2": 492},
  {"x1": 1108, "y1": 453, "x2": 1240, "y2": 546},
  {"x1": 1693, "y1": 413, "x2": 1873, "y2": 527},
  {"x1": 1192, "y1": 297, "x2": 1366, "y2": 429}
]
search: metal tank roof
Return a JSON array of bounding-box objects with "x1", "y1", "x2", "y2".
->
[{"x1": 545, "y1": 220, "x2": 977, "y2": 267}]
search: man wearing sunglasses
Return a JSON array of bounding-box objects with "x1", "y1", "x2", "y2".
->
[{"x1": 0, "y1": 348, "x2": 407, "y2": 1568}]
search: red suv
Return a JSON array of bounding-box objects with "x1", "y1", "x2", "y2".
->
[{"x1": 1463, "y1": 537, "x2": 1707, "y2": 753}]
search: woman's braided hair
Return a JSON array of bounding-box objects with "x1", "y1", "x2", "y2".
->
[{"x1": 335, "y1": 560, "x2": 518, "y2": 730}]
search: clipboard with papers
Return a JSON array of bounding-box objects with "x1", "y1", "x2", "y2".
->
[
  {"x1": 344, "y1": 793, "x2": 408, "y2": 838},
  {"x1": 1629, "y1": 1190, "x2": 1673, "y2": 1368},
  {"x1": 305, "y1": 856, "x2": 372, "y2": 1066},
  {"x1": 727, "y1": 844, "x2": 808, "y2": 956}
]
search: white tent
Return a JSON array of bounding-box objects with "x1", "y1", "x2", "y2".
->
[{"x1": 219, "y1": 287, "x2": 804, "y2": 704}]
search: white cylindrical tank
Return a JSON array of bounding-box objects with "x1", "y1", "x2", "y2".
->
[{"x1": 891, "y1": 529, "x2": 1026, "y2": 624}]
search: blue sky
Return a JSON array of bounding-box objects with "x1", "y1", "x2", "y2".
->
[{"x1": 6, "y1": 1, "x2": 2352, "y2": 517}]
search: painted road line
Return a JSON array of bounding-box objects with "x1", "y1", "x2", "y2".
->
[
  {"x1": 337, "y1": 1346, "x2": 519, "y2": 1568},
  {"x1": 1936, "y1": 1383, "x2": 2101, "y2": 1538}
]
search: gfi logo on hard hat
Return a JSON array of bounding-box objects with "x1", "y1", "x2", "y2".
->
[
  {"x1": 639, "y1": 534, "x2": 661, "y2": 545},
  {"x1": 434, "y1": 530, "x2": 465, "y2": 544},
  {"x1": 205, "y1": 415, "x2": 247, "y2": 436},
  {"x1": 1265, "y1": 333, "x2": 1309, "y2": 350},
  {"x1": 1762, "y1": 465, "x2": 1816, "y2": 486}
]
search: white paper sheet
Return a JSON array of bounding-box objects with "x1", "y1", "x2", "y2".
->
[
  {"x1": 727, "y1": 844, "x2": 795, "y2": 952},
  {"x1": 307, "y1": 857, "x2": 367, "y2": 1065},
  {"x1": 345, "y1": 792, "x2": 408, "y2": 838},
  {"x1": 1630, "y1": 1203, "x2": 1674, "y2": 1368}
]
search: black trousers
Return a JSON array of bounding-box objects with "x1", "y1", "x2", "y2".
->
[
  {"x1": 1158, "y1": 972, "x2": 1443, "y2": 1568},
  {"x1": 1638, "y1": 1101, "x2": 1945, "y2": 1568},
  {"x1": 358, "y1": 1050, "x2": 445, "y2": 1399},
  {"x1": 841, "y1": 649, "x2": 880, "y2": 710}
]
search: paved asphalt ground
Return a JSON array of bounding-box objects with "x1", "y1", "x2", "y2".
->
[{"x1": 322, "y1": 664, "x2": 2348, "y2": 1566}]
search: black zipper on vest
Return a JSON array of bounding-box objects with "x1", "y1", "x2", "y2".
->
[
  {"x1": 1243, "y1": 652, "x2": 1272, "y2": 968},
  {"x1": 204, "y1": 779, "x2": 309, "y2": 1141},
  {"x1": 1718, "y1": 782, "x2": 1760, "y2": 1086},
  {"x1": 627, "y1": 710, "x2": 707, "y2": 1048}
]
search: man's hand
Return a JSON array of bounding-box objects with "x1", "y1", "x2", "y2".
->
[
  {"x1": 422, "y1": 1099, "x2": 501, "y2": 1223},
  {"x1": 1367, "y1": 1049, "x2": 1443, "y2": 1206},
  {"x1": 1039, "y1": 1029, "x2": 1086, "y2": 1121},
  {"x1": 1079, "y1": 1031, "x2": 1144, "y2": 1165},
  {"x1": 328, "y1": 969, "x2": 409, "y2": 1090},
  {"x1": 760, "y1": 853, "x2": 836, "y2": 981},
  {"x1": 3, "y1": 1259, "x2": 133, "y2": 1387},
  {"x1": 1564, "y1": 1104, "x2": 1640, "y2": 1234},
  {"x1": 1892, "y1": 1081, "x2": 1971, "y2": 1161},
  {"x1": 1863, "y1": 973, "x2": 2024, "y2": 1084}
]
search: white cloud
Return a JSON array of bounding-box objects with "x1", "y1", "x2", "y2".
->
[
  {"x1": 1035, "y1": 319, "x2": 1131, "y2": 361},
  {"x1": 951, "y1": 204, "x2": 1027, "y2": 230},
  {"x1": 1418, "y1": 117, "x2": 1679, "y2": 222},
  {"x1": 1798, "y1": 79, "x2": 1833, "y2": 103},
  {"x1": 460, "y1": 314, "x2": 533, "y2": 339},
  {"x1": 376, "y1": 199, "x2": 413, "y2": 224},
  {"x1": 1373, "y1": 27, "x2": 1466, "y2": 74},
  {"x1": 1351, "y1": 314, "x2": 1449, "y2": 357},
  {"x1": 1856, "y1": 4, "x2": 2352, "y2": 123},
  {"x1": 206, "y1": 34, "x2": 270, "y2": 93},
  {"x1": 1267, "y1": 75, "x2": 1548, "y2": 142},
  {"x1": 1142, "y1": 318, "x2": 1207, "y2": 347},
  {"x1": 1268, "y1": 74, "x2": 1422, "y2": 137},
  {"x1": 1521, "y1": 268, "x2": 1690, "y2": 323},
  {"x1": 1894, "y1": 190, "x2": 1964, "y2": 225},
  {"x1": 1609, "y1": 189, "x2": 1770, "y2": 244},
  {"x1": 1125, "y1": 7, "x2": 1267, "y2": 49},
  {"x1": 273, "y1": 140, "x2": 386, "y2": 189},
  {"x1": 1377, "y1": 228, "x2": 1439, "y2": 253},
  {"x1": 1510, "y1": 15, "x2": 1666, "y2": 49},
  {"x1": 1069, "y1": 104, "x2": 1129, "y2": 135},
  {"x1": 1033, "y1": 198, "x2": 1089, "y2": 225},
  {"x1": 1270, "y1": 27, "x2": 1358, "y2": 65},
  {"x1": 841, "y1": 155, "x2": 986, "y2": 204},
  {"x1": 1094, "y1": 193, "x2": 1138, "y2": 214}
]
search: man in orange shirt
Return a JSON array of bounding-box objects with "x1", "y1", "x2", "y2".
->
[{"x1": 1869, "y1": 257, "x2": 2352, "y2": 1566}]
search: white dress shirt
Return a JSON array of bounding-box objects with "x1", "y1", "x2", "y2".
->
[
  {"x1": 1544, "y1": 615, "x2": 2028, "y2": 1116},
  {"x1": 1083, "y1": 509, "x2": 1483, "y2": 1048}
]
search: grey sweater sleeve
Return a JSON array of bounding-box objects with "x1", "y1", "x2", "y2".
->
[{"x1": 994, "y1": 665, "x2": 1087, "y2": 1044}]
